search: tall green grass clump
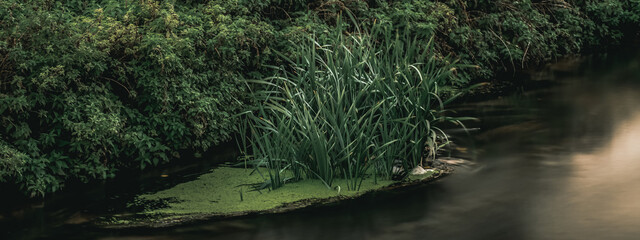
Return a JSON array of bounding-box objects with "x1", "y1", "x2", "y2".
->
[{"x1": 239, "y1": 21, "x2": 470, "y2": 191}]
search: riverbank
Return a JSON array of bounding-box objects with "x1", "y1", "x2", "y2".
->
[{"x1": 98, "y1": 165, "x2": 449, "y2": 228}]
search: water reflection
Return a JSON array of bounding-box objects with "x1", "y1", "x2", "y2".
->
[{"x1": 531, "y1": 111, "x2": 640, "y2": 239}]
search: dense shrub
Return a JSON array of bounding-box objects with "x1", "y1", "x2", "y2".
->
[
  {"x1": 0, "y1": 0, "x2": 638, "y2": 197},
  {"x1": 0, "y1": 0, "x2": 273, "y2": 196},
  {"x1": 362, "y1": 0, "x2": 640, "y2": 78}
]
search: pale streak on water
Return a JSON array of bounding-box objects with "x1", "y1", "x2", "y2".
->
[{"x1": 531, "y1": 99, "x2": 640, "y2": 239}]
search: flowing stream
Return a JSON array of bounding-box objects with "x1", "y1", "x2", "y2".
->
[{"x1": 3, "y1": 50, "x2": 640, "y2": 240}]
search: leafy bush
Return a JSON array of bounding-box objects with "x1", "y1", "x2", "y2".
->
[
  {"x1": 361, "y1": 0, "x2": 640, "y2": 78},
  {"x1": 0, "y1": 0, "x2": 272, "y2": 196}
]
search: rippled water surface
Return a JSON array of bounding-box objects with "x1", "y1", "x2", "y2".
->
[{"x1": 3, "y1": 51, "x2": 640, "y2": 240}]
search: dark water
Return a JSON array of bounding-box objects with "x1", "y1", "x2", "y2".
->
[{"x1": 3, "y1": 50, "x2": 640, "y2": 240}]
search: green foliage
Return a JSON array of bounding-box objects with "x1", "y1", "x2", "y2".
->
[
  {"x1": 0, "y1": 0, "x2": 272, "y2": 197},
  {"x1": 361, "y1": 0, "x2": 640, "y2": 78},
  {"x1": 0, "y1": 0, "x2": 637, "y2": 197},
  {"x1": 0, "y1": 141, "x2": 27, "y2": 182},
  {"x1": 579, "y1": 0, "x2": 640, "y2": 45}
]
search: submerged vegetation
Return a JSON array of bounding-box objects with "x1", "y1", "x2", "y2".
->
[{"x1": 0, "y1": 0, "x2": 638, "y2": 197}]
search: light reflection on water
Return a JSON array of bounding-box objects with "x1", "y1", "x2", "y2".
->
[{"x1": 531, "y1": 110, "x2": 640, "y2": 239}]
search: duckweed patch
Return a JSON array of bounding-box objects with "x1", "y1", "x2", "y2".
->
[
  {"x1": 138, "y1": 167, "x2": 400, "y2": 214},
  {"x1": 102, "y1": 166, "x2": 443, "y2": 228}
]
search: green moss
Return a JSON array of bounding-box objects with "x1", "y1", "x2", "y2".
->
[{"x1": 135, "y1": 167, "x2": 435, "y2": 215}]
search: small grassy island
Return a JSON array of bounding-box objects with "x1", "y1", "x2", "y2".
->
[{"x1": 103, "y1": 166, "x2": 444, "y2": 227}]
